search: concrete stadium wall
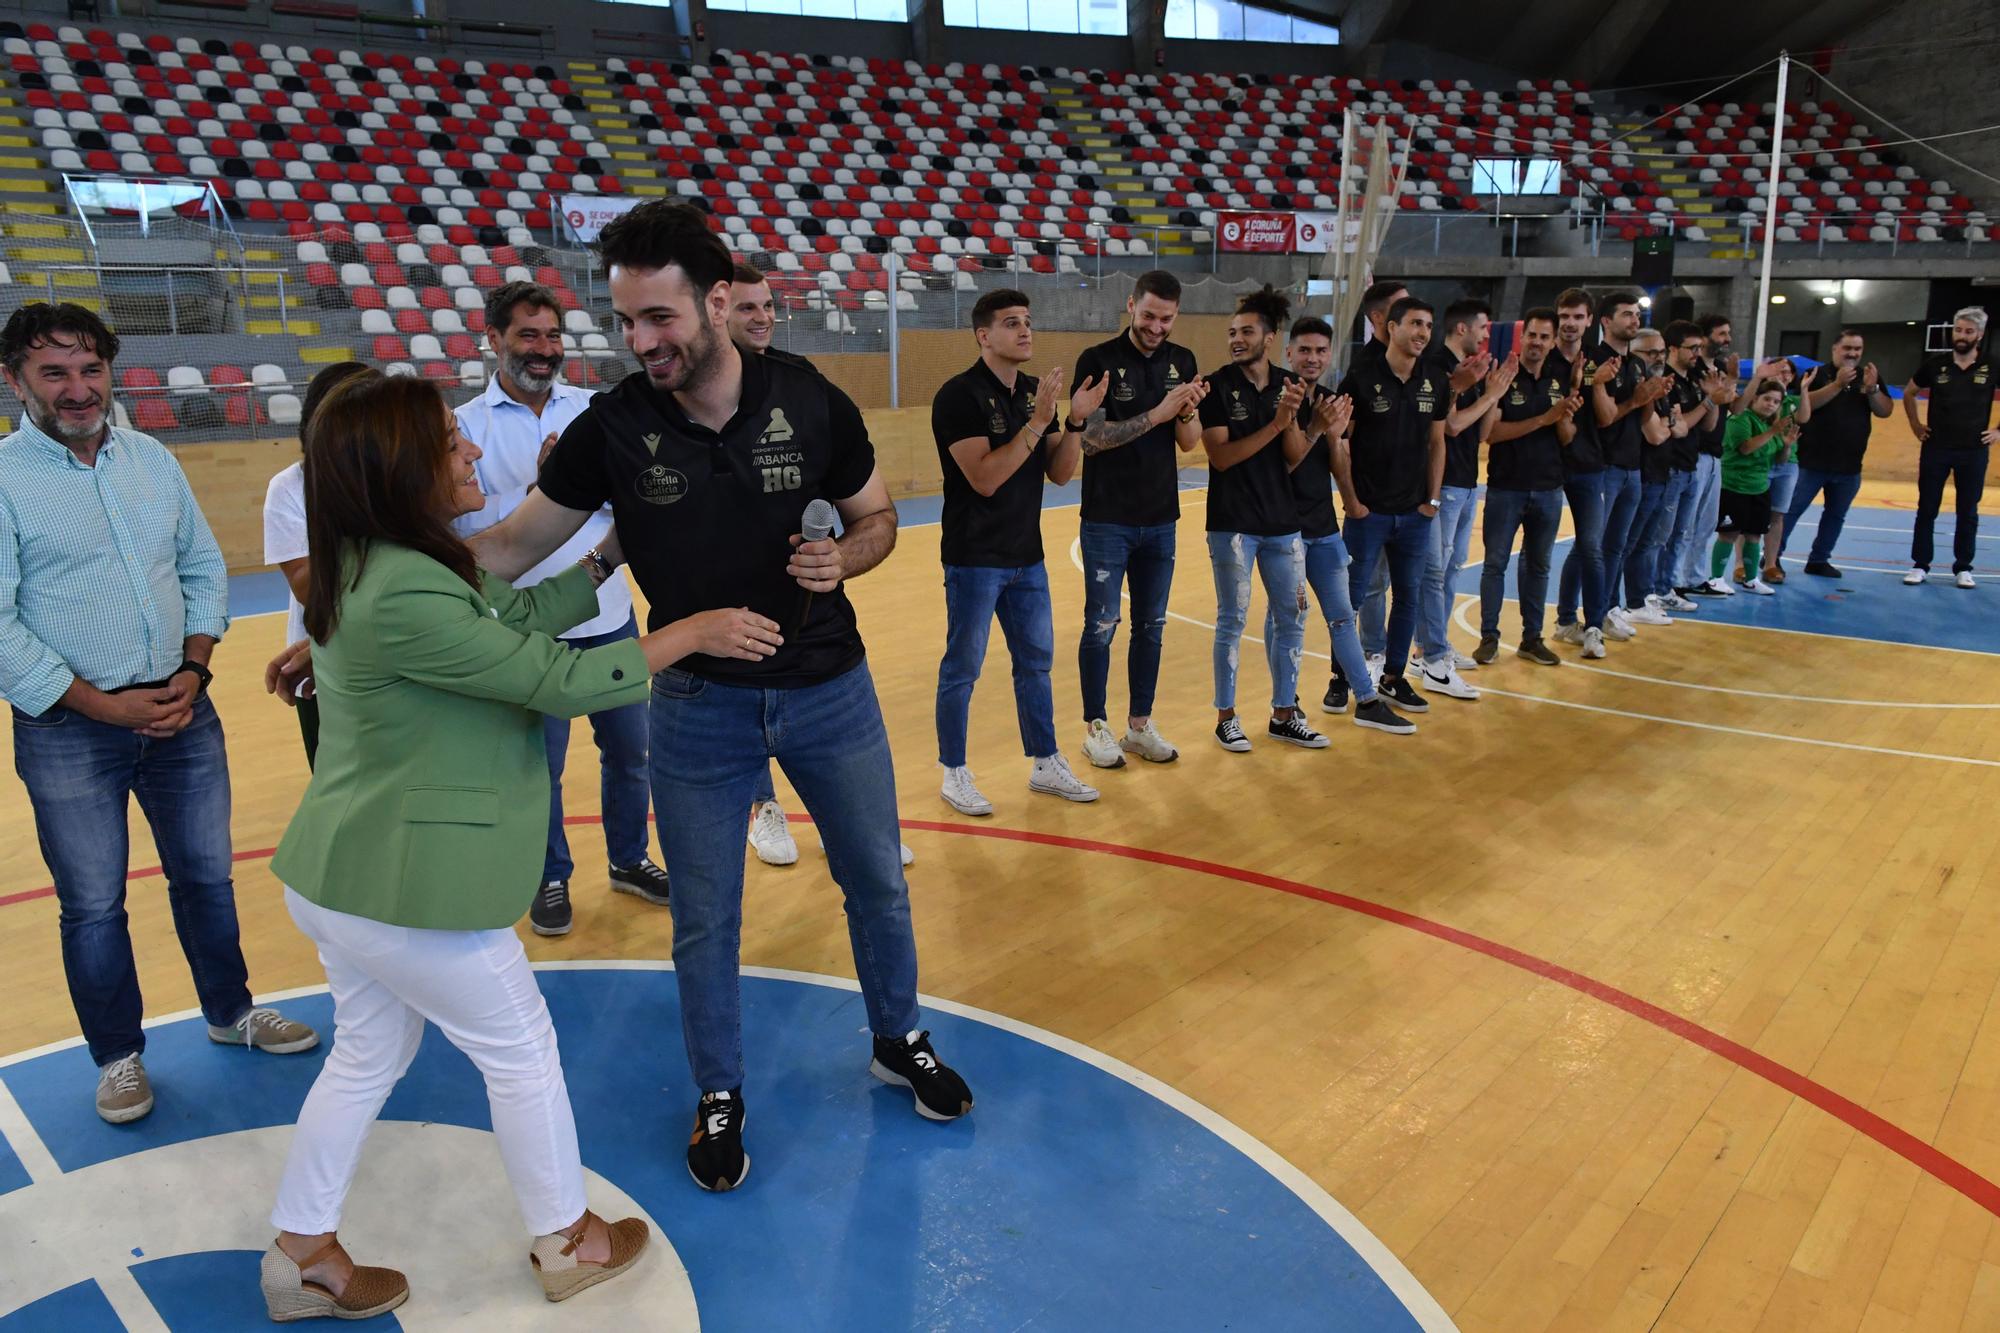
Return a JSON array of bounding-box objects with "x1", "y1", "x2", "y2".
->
[{"x1": 1825, "y1": 6, "x2": 2000, "y2": 196}]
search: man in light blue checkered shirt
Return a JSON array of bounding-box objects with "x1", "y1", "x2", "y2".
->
[{"x1": 0, "y1": 303, "x2": 318, "y2": 1125}]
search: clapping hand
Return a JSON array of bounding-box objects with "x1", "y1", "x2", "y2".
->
[
  {"x1": 1069, "y1": 372, "x2": 1108, "y2": 423},
  {"x1": 1862, "y1": 362, "x2": 1881, "y2": 392},
  {"x1": 1449, "y1": 351, "x2": 1491, "y2": 393},
  {"x1": 1276, "y1": 377, "x2": 1308, "y2": 420},
  {"x1": 1485, "y1": 354, "x2": 1521, "y2": 396},
  {"x1": 1030, "y1": 367, "x2": 1064, "y2": 433},
  {"x1": 1312, "y1": 391, "x2": 1353, "y2": 441}
]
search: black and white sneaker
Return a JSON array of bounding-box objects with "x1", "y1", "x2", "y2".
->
[
  {"x1": 529, "y1": 879, "x2": 571, "y2": 937},
  {"x1": 1353, "y1": 697, "x2": 1416, "y2": 734},
  {"x1": 687, "y1": 1089, "x2": 749, "y2": 1191},
  {"x1": 871, "y1": 1031, "x2": 973, "y2": 1121},
  {"x1": 1321, "y1": 674, "x2": 1350, "y2": 714},
  {"x1": 1267, "y1": 714, "x2": 1330, "y2": 748},
  {"x1": 608, "y1": 857, "x2": 670, "y2": 905},
  {"x1": 1214, "y1": 717, "x2": 1251, "y2": 752},
  {"x1": 1377, "y1": 675, "x2": 1430, "y2": 713}
]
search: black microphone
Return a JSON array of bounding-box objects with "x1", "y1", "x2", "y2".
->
[{"x1": 793, "y1": 497, "x2": 837, "y2": 636}]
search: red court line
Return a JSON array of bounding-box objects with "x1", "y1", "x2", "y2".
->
[{"x1": 7, "y1": 815, "x2": 1997, "y2": 1218}]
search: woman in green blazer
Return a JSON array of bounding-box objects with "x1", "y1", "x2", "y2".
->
[{"x1": 258, "y1": 373, "x2": 784, "y2": 1320}]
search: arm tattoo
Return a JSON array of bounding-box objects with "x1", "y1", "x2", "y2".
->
[{"x1": 1080, "y1": 409, "x2": 1159, "y2": 456}]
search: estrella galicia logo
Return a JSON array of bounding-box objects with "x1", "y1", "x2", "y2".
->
[{"x1": 636, "y1": 465, "x2": 688, "y2": 505}]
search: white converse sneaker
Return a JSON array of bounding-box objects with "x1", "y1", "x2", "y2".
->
[
  {"x1": 1956, "y1": 570, "x2": 1976, "y2": 590},
  {"x1": 1582, "y1": 627, "x2": 1607, "y2": 659},
  {"x1": 1119, "y1": 719, "x2": 1179, "y2": 763},
  {"x1": 748, "y1": 799, "x2": 799, "y2": 866},
  {"x1": 1081, "y1": 718, "x2": 1126, "y2": 770},
  {"x1": 1743, "y1": 577, "x2": 1776, "y2": 595},
  {"x1": 1601, "y1": 615, "x2": 1635, "y2": 642},
  {"x1": 1626, "y1": 601, "x2": 1672, "y2": 626},
  {"x1": 1903, "y1": 567, "x2": 1926, "y2": 585},
  {"x1": 1029, "y1": 753, "x2": 1100, "y2": 803},
  {"x1": 1552, "y1": 622, "x2": 1585, "y2": 646},
  {"x1": 940, "y1": 765, "x2": 993, "y2": 816},
  {"x1": 1419, "y1": 659, "x2": 1480, "y2": 701}
]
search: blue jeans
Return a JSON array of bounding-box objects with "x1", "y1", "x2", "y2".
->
[
  {"x1": 1766, "y1": 459, "x2": 1799, "y2": 520},
  {"x1": 936, "y1": 562, "x2": 1057, "y2": 768},
  {"x1": 1557, "y1": 471, "x2": 1607, "y2": 627},
  {"x1": 649, "y1": 661, "x2": 918, "y2": 1092},
  {"x1": 1479, "y1": 487, "x2": 1564, "y2": 639},
  {"x1": 1344, "y1": 511, "x2": 1432, "y2": 679},
  {"x1": 1207, "y1": 530, "x2": 1305, "y2": 711},
  {"x1": 1780, "y1": 467, "x2": 1864, "y2": 564},
  {"x1": 542, "y1": 616, "x2": 651, "y2": 882},
  {"x1": 1421, "y1": 485, "x2": 1479, "y2": 661},
  {"x1": 1594, "y1": 467, "x2": 1642, "y2": 617},
  {"x1": 1621, "y1": 479, "x2": 1670, "y2": 608},
  {"x1": 1077, "y1": 519, "x2": 1177, "y2": 724},
  {"x1": 1675, "y1": 453, "x2": 1724, "y2": 587},
  {"x1": 1914, "y1": 446, "x2": 1988, "y2": 573},
  {"x1": 12, "y1": 695, "x2": 252, "y2": 1066},
  {"x1": 1284, "y1": 531, "x2": 1377, "y2": 704},
  {"x1": 1358, "y1": 552, "x2": 1388, "y2": 658},
  {"x1": 1654, "y1": 469, "x2": 1698, "y2": 596}
]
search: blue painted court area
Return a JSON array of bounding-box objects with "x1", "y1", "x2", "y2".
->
[{"x1": 0, "y1": 968, "x2": 1433, "y2": 1331}]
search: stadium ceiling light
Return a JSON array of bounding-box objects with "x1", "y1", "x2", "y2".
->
[
  {"x1": 1638, "y1": 295, "x2": 1653, "y2": 309},
  {"x1": 1770, "y1": 293, "x2": 1788, "y2": 304},
  {"x1": 1820, "y1": 295, "x2": 1838, "y2": 305}
]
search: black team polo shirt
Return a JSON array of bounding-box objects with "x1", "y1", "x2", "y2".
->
[
  {"x1": 1336, "y1": 349, "x2": 1448, "y2": 514},
  {"x1": 539, "y1": 349, "x2": 875, "y2": 688},
  {"x1": 1424, "y1": 342, "x2": 1485, "y2": 491},
  {"x1": 1562, "y1": 342, "x2": 1609, "y2": 478},
  {"x1": 1198, "y1": 359, "x2": 1308, "y2": 536},
  {"x1": 1073, "y1": 330, "x2": 1201, "y2": 528},
  {"x1": 1910, "y1": 352, "x2": 1997, "y2": 451},
  {"x1": 1598, "y1": 351, "x2": 1645, "y2": 473},
  {"x1": 1290, "y1": 381, "x2": 1341, "y2": 539},
  {"x1": 1486, "y1": 361, "x2": 1567, "y2": 493},
  {"x1": 1665, "y1": 372, "x2": 1703, "y2": 475},
  {"x1": 931, "y1": 357, "x2": 1055, "y2": 568},
  {"x1": 1796, "y1": 364, "x2": 1876, "y2": 475}
]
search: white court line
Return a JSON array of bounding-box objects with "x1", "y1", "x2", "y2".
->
[
  {"x1": 94, "y1": 1268, "x2": 169, "y2": 1332},
  {"x1": 1791, "y1": 517, "x2": 1998, "y2": 543},
  {"x1": 0, "y1": 1079, "x2": 59, "y2": 1183}
]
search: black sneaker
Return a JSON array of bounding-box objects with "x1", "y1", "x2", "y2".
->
[
  {"x1": 1515, "y1": 637, "x2": 1561, "y2": 667},
  {"x1": 1804, "y1": 561, "x2": 1842, "y2": 579},
  {"x1": 529, "y1": 879, "x2": 571, "y2": 937},
  {"x1": 1472, "y1": 635, "x2": 1500, "y2": 665},
  {"x1": 871, "y1": 1031, "x2": 973, "y2": 1121},
  {"x1": 1685, "y1": 581, "x2": 1726, "y2": 597},
  {"x1": 1268, "y1": 714, "x2": 1330, "y2": 748},
  {"x1": 1321, "y1": 674, "x2": 1350, "y2": 715},
  {"x1": 1377, "y1": 674, "x2": 1430, "y2": 713},
  {"x1": 608, "y1": 857, "x2": 670, "y2": 905},
  {"x1": 1353, "y1": 697, "x2": 1415, "y2": 734},
  {"x1": 687, "y1": 1089, "x2": 749, "y2": 1191},
  {"x1": 1214, "y1": 717, "x2": 1251, "y2": 752}
]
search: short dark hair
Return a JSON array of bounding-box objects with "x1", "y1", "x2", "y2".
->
[
  {"x1": 1699, "y1": 313, "x2": 1731, "y2": 337},
  {"x1": 483, "y1": 281, "x2": 561, "y2": 337},
  {"x1": 972, "y1": 289, "x2": 1030, "y2": 330},
  {"x1": 1132, "y1": 269, "x2": 1182, "y2": 305},
  {"x1": 1442, "y1": 298, "x2": 1491, "y2": 337},
  {"x1": 1234, "y1": 284, "x2": 1292, "y2": 336},
  {"x1": 730, "y1": 262, "x2": 768, "y2": 287},
  {"x1": 1360, "y1": 280, "x2": 1407, "y2": 323},
  {"x1": 1289, "y1": 316, "x2": 1333, "y2": 342},
  {"x1": 298, "y1": 360, "x2": 369, "y2": 452},
  {"x1": 1599, "y1": 290, "x2": 1640, "y2": 318},
  {"x1": 1834, "y1": 326, "x2": 1865, "y2": 343},
  {"x1": 1387, "y1": 295, "x2": 1434, "y2": 325},
  {"x1": 1752, "y1": 378, "x2": 1784, "y2": 398},
  {"x1": 1, "y1": 302, "x2": 120, "y2": 376},
  {"x1": 594, "y1": 199, "x2": 732, "y2": 294},
  {"x1": 1555, "y1": 287, "x2": 1594, "y2": 314},
  {"x1": 1521, "y1": 306, "x2": 1558, "y2": 333},
  {"x1": 1662, "y1": 319, "x2": 1702, "y2": 348}
]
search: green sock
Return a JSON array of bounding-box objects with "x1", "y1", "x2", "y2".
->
[
  {"x1": 1711, "y1": 541, "x2": 1732, "y2": 579},
  {"x1": 1744, "y1": 541, "x2": 1762, "y2": 575}
]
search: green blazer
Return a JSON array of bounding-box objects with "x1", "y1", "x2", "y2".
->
[{"x1": 272, "y1": 541, "x2": 650, "y2": 930}]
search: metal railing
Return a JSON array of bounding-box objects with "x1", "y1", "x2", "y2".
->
[{"x1": 11, "y1": 265, "x2": 299, "y2": 337}]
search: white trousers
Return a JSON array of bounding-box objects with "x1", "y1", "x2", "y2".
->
[{"x1": 270, "y1": 888, "x2": 587, "y2": 1236}]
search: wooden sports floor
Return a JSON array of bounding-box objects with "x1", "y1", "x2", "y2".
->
[{"x1": 3, "y1": 476, "x2": 1999, "y2": 1332}]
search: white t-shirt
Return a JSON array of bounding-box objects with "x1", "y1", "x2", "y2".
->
[{"x1": 262, "y1": 460, "x2": 308, "y2": 647}]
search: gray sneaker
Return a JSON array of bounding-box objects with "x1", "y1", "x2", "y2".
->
[
  {"x1": 96, "y1": 1052, "x2": 153, "y2": 1123},
  {"x1": 209, "y1": 1006, "x2": 321, "y2": 1054}
]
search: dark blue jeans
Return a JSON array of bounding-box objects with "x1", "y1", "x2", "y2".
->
[
  {"x1": 1621, "y1": 479, "x2": 1670, "y2": 608},
  {"x1": 12, "y1": 695, "x2": 252, "y2": 1066},
  {"x1": 1479, "y1": 487, "x2": 1565, "y2": 639},
  {"x1": 937, "y1": 562, "x2": 1057, "y2": 768},
  {"x1": 542, "y1": 615, "x2": 651, "y2": 882},
  {"x1": 649, "y1": 661, "x2": 918, "y2": 1092},
  {"x1": 1913, "y1": 446, "x2": 1987, "y2": 573},
  {"x1": 1077, "y1": 519, "x2": 1177, "y2": 724},
  {"x1": 1779, "y1": 467, "x2": 1864, "y2": 564},
  {"x1": 1654, "y1": 468, "x2": 1698, "y2": 597},
  {"x1": 1595, "y1": 466, "x2": 1642, "y2": 615},
  {"x1": 1344, "y1": 511, "x2": 1432, "y2": 679},
  {"x1": 1557, "y1": 470, "x2": 1607, "y2": 627}
]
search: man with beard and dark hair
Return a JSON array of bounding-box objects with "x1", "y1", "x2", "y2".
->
[
  {"x1": 471, "y1": 201, "x2": 972, "y2": 1194},
  {"x1": 1902, "y1": 306, "x2": 1996, "y2": 588},
  {"x1": 1676, "y1": 313, "x2": 1737, "y2": 596},
  {"x1": 1776, "y1": 328, "x2": 1894, "y2": 579},
  {"x1": 0, "y1": 302, "x2": 320, "y2": 1126},
  {"x1": 453, "y1": 281, "x2": 670, "y2": 939}
]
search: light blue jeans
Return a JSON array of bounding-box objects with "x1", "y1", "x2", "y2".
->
[
  {"x1": 1207, "y1": 530, "x2": 1306, "y2": 712},
  {"x1": 1421, "y1": 485, "x2": 1479, "y2": 662},
  {"x1": 1282, "y1": 531, "x2": 1379, "y2": 705},
  {"x1": 1674, "y1": 453, "x2": 1723, "y2": 588}
]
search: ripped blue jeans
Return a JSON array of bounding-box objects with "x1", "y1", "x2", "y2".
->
[
  {"x1": 1284, "y1": 531, "x2": 1378, "y2": 704},
  {"x1": 1207, "y1": 530, "x2": 1306, "y2": 712},
  {"x1": 1077, "y1": 519, "x2": 1177, "y2": 724}
]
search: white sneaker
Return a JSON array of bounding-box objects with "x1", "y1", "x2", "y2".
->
[
  {"x1": 1419, "y1": 660, "x2": 1480, "y2": 701},
  {"x1": 1662, "y1": 591, "x2": 1699, "y2": 613},
  {"x1": 1607, "y1": 607, "x2": 1639, "y2": 636},
  {"x1": 1120, "y1": 719, "x2": 1179, "y2": 763},
  {"x1": 1552, "y1": 622, "x2": 1585, "y2": 646},
  {"x1": 1703, "y1": 576, "x2": 1736, "y2": 596},
  {"x1": 940, "y1": 765, "x2": 993, "y2": 816},
  {"x1": 1452, "y1": 648, "x2": 1478, "y2": 671},
  {"x1": 1903, "y1": 567, "x2": 1926, "y2": 585},
  {"x1": 748, "y1": 799, "x2": 799, "y2": 866},
  {"x1": 1582, "y1": 627, "x2": 1607, "y2": 659},
  {"x1": 1365, "y1": 652, "x2": 1385, "y2": 689},
  {"x1": 1029, "y1": 753, "x2": 1099, "y2": 803},
  {"x1": 1956, "y1": 570, "x2": 1976, "y2": 589},
  {"x1": 1601, "y1": 615, "x2": 1635, "y2": 642},
  {"x1": 1626, "y1": 602, "x2": 1672, "y2": 626},
  {"x1": 1743, "y1": 577, "x2": 1776, "y2": 595},
  {"x1": 1081, "y1": 718, "x2": 1126, "y2": 770}
]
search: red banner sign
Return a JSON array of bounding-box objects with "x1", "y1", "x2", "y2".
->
[{"x1": 1216, "y1": 211, "x2": 1296, "y2": 253}]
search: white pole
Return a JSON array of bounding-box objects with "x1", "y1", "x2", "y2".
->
[
  {"x1": 886, "y1": 248, "x2": 900, "y2": 410},
  {"x1": 1332, "y1": 104, "x2": 1355, "y2": 374},
  {"x1": 1750, "y1": 52, "x2": 1790, "y2": 368}
]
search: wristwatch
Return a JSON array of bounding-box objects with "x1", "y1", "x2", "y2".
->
[
  {"x1": 175, "y1": 658, "x2": 213, "y2": 697},
  {"x1": 580, "y1": 548, "x2": 614, "y2": 582}
]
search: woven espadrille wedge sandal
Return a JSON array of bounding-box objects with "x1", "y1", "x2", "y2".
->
[
  {"x1": 529, "y1": 1211, "x2": 651, "y2": 1302},
  {"x1": 260, "y1": 1238, "x2": 410, "y2": 1322}
]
